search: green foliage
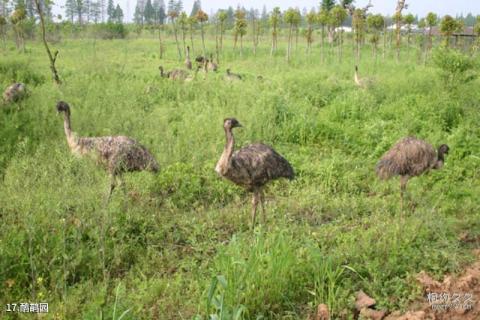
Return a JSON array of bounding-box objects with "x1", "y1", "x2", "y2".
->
[
  {"x1": 426, "y1": 12, "x2": 438, "y2": 28},
  {"x1": 0, "y1": 59, "x2": 45, "y2": 85},
  {"x1": 330, "y1": 5, "x2": 347, "y2": 28},
  {"x1": 97, "y1": 21, "x2": 128, "y2": 39},
  {"x1": 432, "y1": 47, "x2": 477, "y2": 89}
]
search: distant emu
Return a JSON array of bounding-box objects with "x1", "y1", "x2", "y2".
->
[
  {"x1": 159, "y1": 66, "x2": 189, "y2": 81},
  {"x1": 376, "y1": 137, "x2": 449, "y2": 207},
  {"x1": 354, "y1": 65, "x2": 373, "y2": 88},
  {"x1": 224, "y1": 69, "x2": 242, "y2": 81},
  {"x1": 3, "y1": 83, "x2": 26, "y2": 103},
  {"x1": 215, "y1": 118, "x2": 294, "y2": 227},
  {"x1": 206, "y1": 54, "x2": 218, "y2": 72},
  {"x1": 56, "y1": 101, "x2": 159, "y2": 202},
  {"x1": 185, "y1": 46, "x2": 192, "y2": 70}
]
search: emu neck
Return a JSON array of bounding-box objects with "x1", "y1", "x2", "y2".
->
[
  {"x1": 354, "y1": 70, "x2": 361, "y2": 85},
  {"x1": 216, "y1": 127, "x2": 235, "y2": 175},
  {"x1": 63, "y1": 111, "x2": 78, "y2": 153},
  {"x1": 435, "y1": 150, "x2": 445, "y2": 169}
]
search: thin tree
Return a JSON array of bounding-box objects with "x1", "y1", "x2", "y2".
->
[
  {"x1": 11, "y1": 8, "x2": 26, "y2": 52},
  {"x1": 196, "y1": 9, "x2": 208, "y2": 56},
  {"x1": 33, "y1": 0, "x2": 61, "y2": 84},
  {"x1": 233, "y1": 8, "x2": 247, "y2": 56},
  {"x1": 473, "y1": 15, "x2": 480, "y2": 55},
  {"x1": 331, "y1": 5, "x2": 347, "y2": 62},
  {"x1": 269, "y1": 7, "x2": 281, "y2": 55},
  {"x1": 249, "y1": 9, "x2": 258, "y2": 56},
  {"x1": 217, "y1": 10, "x2": 227, "y2": 53},
  {"x1": 403, "y1": 13, "x2": 414, "y2": 56},
  {"x1": 318, "y1": 8, "x2": 329, "y2": 61},
  {"x1": 284, "y1": 8, "x2": 300, "y2": 62},
  {"x1": 168, "y1": 4, "x2": 182, "y2": 59},
  {"x1": 178, "y1": 11, "x2": 187, "y2": 55},
  {"x1": 187, "y1": 16, "x2": 196, "y2": 52},
  {"x1": 305, "y1": 9, "x2": 316, "y2": 54},
  {"x1": 0, "y1": 15, "x2": 6, "y2": 49},
  {"x1": 440, "y1": 15, "x2": 459, "y2": 47},
  {"x1": 425, "y1": 12, "x2": 438, "y2": 58},
  {"x1": 367, "y1": 14, "x2": 384, "y2": 61},
  {"x1": 394, "y1": 0, "x2": 408, "y2": 62},
  {"x1": 352, "y1": 8, "x2": 366, "y2": 62}
]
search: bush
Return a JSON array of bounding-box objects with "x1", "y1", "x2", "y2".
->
[
  {"x1": 432, "y1": 47, "x2": 477, "y2": 90},
  {"x1": 0, "y1": 59, "x2": 45, "y2": 85},
  {"x1": 96, "y1": 22, "x2": 128, "y2": 39}
]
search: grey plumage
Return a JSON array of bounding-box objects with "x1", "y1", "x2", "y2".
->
[
  {"x1": 215, "y1": 118, "x2": 294, "y2": 227},
  {"x1": 159, "y1": 65, "x2": 189, "y2": 81},
  {"x1": 224, "y1": 69, "x2": 242, "y2": 81},
  {"x1": 3, "y1": 83, "x2": 27, "y2": 103},
  {"x1": 56, "y1": 101, "x2": 159, "y2": 202},
  {"x1": 376, "y1": 136, "x2": 449, "y2": 206}
]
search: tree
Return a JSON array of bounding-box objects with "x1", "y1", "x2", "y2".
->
[
  {"x1": 474, "y1": 16, "x2": 480, "y2": 54},
  {"x1": 367, "y1": 14, "x2": 384, "y2": 60},
  {"x1": 114, "y1": 4, "x2": 123, "y2": 22},
  {"x1": 190, "y1": 0, "x2": 200, "y2": 17},
  {"x1": 248, "y1": 8, "x2": 259, "y2": 55},
  {"x1": 269, "y1": 6, "x2": 281, "y2": 55},
  {"x1": 233, "y1": 8, "x2": 246, "y2": 56},
  {"x1": 284, "y1": 8, "x2": 300, "y2": 62},
  {"x1": 178, "y1": 11, "x2": 187, "y2": 54},
  {"x1": 33, "y1": 0, "x2": 60, "y2": 83},
  {"x1": 11, "y1": 7, "x2": 26, "y2": 52},
  {"x1": 75, "y1": 0, "x2": 85, "y2": 24},
  {"x1": 440, "y1": 15, "x2": 460, "y2": 47},
  {"x1": 195, "y1": 9, "x2": 207, "y2": 55},
  {"x1": 305, "y1": 9, "x2": 316, "y2": 54},
  {"x1": 352, "y1": 8, "x2": 365, "y2": 61},
  {"x1": 426, "y1": 12, "x2": 438, "y2": 53},
  {"x1": 394, "y1": 0, "x2": 408, "y2": 61},
  {"x1": 107, "y1": 0, "x2": 114, "y2": 21},
  {"x1": 187, "y1": 15, "x2": 196, "y2": 52},
  {"x1": 403, "y1": 13, "x2": 415, "y2": 51},
  {"x1": 331, "y1": 5, "x2": 347, "y2": 61},
  {"x1": 0, "y1": 15, "x2": 7, "y2": 48},
  {"x1": 65, "y1": 0, "x2": 76, "y2": 22},
  {"x1": 217, "y1": 10, "x2": 227, "y2": 52},
  {"x1": 168, "y1": 0, "x2": 182, "y2": 59},
  {"x1": 318, "y1": 8, "x2": 329, "y2": 61},
  {"x1": 143, "y1": 0, "x2": 154, "y2": 24}
]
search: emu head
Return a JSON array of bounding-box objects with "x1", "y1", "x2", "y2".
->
[
  {"x1": 355, "y1": 65, "x2": 359, "y2": 72},
  {"x1": 438, "y1": 144, "x2": 450, "y2": 156},
  {"x1": 56, "y1": 101, "x2": 70, "y2": 115},
  {"x1": 223, "y1": 118, "x2": 242, "y2": 130}
]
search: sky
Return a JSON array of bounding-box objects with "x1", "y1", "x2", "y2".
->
[{"x1": 53, "y1": 0, "x2": 480, "y2": 23}]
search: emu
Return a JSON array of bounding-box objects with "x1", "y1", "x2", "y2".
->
[
  {"x1": 215, "y1": 118, "x2": 294, "y2": 227},
  {"x1": 56, "y1": 101, "x2": 159, "y2": 202},
  {"x1": 159, "y1": 66, "x2": 189, "y2": 81},
  {"x1": 206, "y1": 54, "x2": 218, "y2": 72},
  {"x1": 195, "y1": 55, "x2": 206, "y2": 67},
  {"x1": 3, "y1": 83, "x2": 26, "y2": 103},
  {"x1": 376, "y1": 137, "x2": 449, "y2": 207},
  {"x1": 224, "y1": 69, "x2": 242, "y2": 81},
  {"x1": 354, "y1": 65, "x2": 373, "y2": 88},
  {"x1": 185, "y1": 46, "x2": 192, "y2": 70}
]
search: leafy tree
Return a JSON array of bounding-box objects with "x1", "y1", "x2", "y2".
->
[
  {"x1": 178, "y1": 11, "x2": 187, "y2": 54},
  {"x1": 10, "y1": 7, "x2": 26, "y2": 51},
  {"x1": 305, "y1": 9, "x2": 316, "y2": 54},
  {"x1": 195, "y1": 9, "x2": 207, "y2": 55},
  {"x1": 426, "y1": 12, "x2": 438, "y2": 51},
  {"x1": 403, "y1": 13, "x2": 415, "y2": 48},
  {"x1": 113, "y1": 4, "x2": 123, "y2": 22},
  {"x1": 332, "y1": 5, "x2": 347, "y2": 58},
  {"x1": 352, "y1": 8, "x2": 365, "y2": 61},
  {"x1": 440, "y1": 15, "x2": 460, "y2": 47},
  {"x1": 107, "y1": 0, "x2": 114, "y2": 21},
  {"x1": 233, "y1": 8, "x2": 246, "y2": 56},
  {"x1": 394, "y1": 0, "x2": 407, "y2": 61},
  {"x1": 168, "y1": 0, "x2": 182, "y2": 58},
  {"x1": 367, "y1": 14, "x2": 384, "y2": 59},
  {"x1": 317, "y1": 8, "x2": 329, "y2": 60},
  {"x1": 143, "y1": 0, "x2": 155, "y2": 24},
  {"x1": 269, "y1": 6, "x2": 280, "y2": 55},
  {"x1": 0, "y1": 15, "x2": 7, "y2": 48},
  {"x1": 284, "y1": 7, "x2": 300, "y2": 62},
  {"x1": 320, "y1": 0, "x2": 335, "y2": 12},
  {"x1": 187, "y1": 15, "x2": 196, "y2": 51},
  {"x1": 248, "y1": 8, "x2": 259, "y2": 55},
  {"x1": 65, "y1": 0, "x2": 76, "y2": 22},
  {"x1": 217, "y1": 10, "x2": 227, "y2": 52}
]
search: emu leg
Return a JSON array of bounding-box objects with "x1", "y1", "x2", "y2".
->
[
  {"x1": 260, "y1": 189, "x2": 266, "y2": 225},
  {"x1": 251, "y1": 190, "x2": 260, "y2": 228},
  {"x1": 105, "y1": 174, "x2": 117, "y2": 205},
  {"x1": 400, "y1": 175, "x2": 409, "y2": 211}
]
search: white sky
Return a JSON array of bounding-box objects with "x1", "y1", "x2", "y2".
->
[{"x1": 53, "y1": 0, "x2": 480, "y2": 22}]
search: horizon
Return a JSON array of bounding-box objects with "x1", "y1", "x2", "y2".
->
[{"x1": 51, "y1": 0, "x2": 480, "y2": 23}]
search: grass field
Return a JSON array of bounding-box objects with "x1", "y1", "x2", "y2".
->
[{"x1": 1, "y1": 35, "x2": 480, "y2": 319}]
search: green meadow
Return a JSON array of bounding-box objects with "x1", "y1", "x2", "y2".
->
[{"x1": 1, "y1": 34, "x2": 480, "y2": 319}]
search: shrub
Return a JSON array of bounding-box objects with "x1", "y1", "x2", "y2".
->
[
  {"x1": 0, "y1": 59, "x2": 45, "y2": 85},
  {"x1": 432, "y1": 47, "x2": 477, "y2": 90},
  {"x1": 96, "y1": 22, "x2": 128, "y2": 39}
]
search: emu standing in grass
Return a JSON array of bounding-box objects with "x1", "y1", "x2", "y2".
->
[
  {"x1": 185, "y1": 46, "x2": 192, "y2": 70},
  {"x1": 376, "y1": 137, "x2": 449, "y2": 207},
  {"x1": 3, "y1": 83, "x2": 26, "y2": 103},
  {"x1": 56, "y1": 101, "x2": 159, "y2": 202},
  {"x1": 215, "y1": 118, "x2": 294, "y2": 227},
  {"x1": 206, "y1": 54, "x2": 218, "y2": 72},
  {"x1": 354, "y1": 65, "x2": 373, "y2": 88}
]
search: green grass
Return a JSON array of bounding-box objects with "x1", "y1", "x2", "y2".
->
[{"x1": 1, "y1": 35, "x2": 479, "y2": 319}]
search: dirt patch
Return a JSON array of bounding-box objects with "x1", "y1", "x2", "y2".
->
[{"x1": 355, "y1": 250, "x2": 480, "y2": 320}]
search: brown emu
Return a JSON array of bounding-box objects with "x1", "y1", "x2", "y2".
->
[
  {"x1": 224, "y1": 69, "x2": 242, "y2": 81},
  {"x1": 376, "y1": 137, "x2": 449, "y2": 206},
  {"x1": 3, "y1": 83, "x2": 26, "y2": 103},
  {"x1": 354, "y1": 65, "x2": 373, "y2": 88},
  {"x1": 185, "y1": 46, "x2": 192, "y2": 70},
  {"x1": 206, "y1": 54, "x2": 218, "y2": 72},
  {"x1": 56, "y1": 101, "x2": 159, "y2": 202},
  {"x1": 215, "y1": 118, "x2": 294, "y2": 227}
]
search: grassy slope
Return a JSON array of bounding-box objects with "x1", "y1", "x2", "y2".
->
[{"x1": 1, "y1": 36, "x2": 479, "y2": 319}]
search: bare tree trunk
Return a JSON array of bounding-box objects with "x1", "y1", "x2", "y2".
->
[
  {"x1": 252, "y1": 17, "x2": 257, "y2": 56},
  {"x1": 172, "y1": 21, "x2": 182, "y2": 59},
  {"x1": 395, "y1": 0, "x2": 407, "y2": 62},
  {"x1": 189, "y1": 24, "x2": 195, "y2": 52},
  {"x1": 383, "y1": 21, "x2": 387, "y2": 60},
  {"x1": 240, "y1": 35, "x2": 243, "y2": 57},
  {"x1": 33, "y1": 0, "x2": 61, "y2": 84},
  {"x1": 321, "y1": 25, "x2": 325, "y2": 62},
  {"x1": 286, "y1": 24, "x2": 293, "y2": 62},
  {"x1": 200, "y1": 23, "x2": 206, "y2": 56},
  {"x1": 158, "y1": 25, "x2": 164, "y2": 59},
  {"x1": 181, "y1": 26, "x2": 186, "y2": 56}
]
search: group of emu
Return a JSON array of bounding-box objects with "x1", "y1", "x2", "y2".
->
[{"x1": 3, "y1": 67, "x2": 449, "y2": 227}]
